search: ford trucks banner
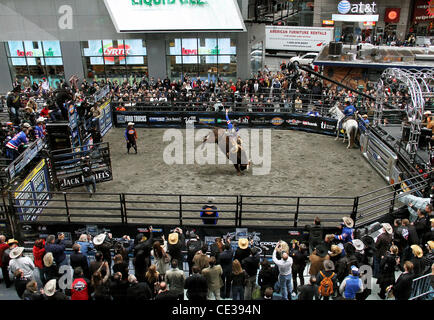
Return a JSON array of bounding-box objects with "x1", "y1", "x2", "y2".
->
[
  {"x1": 113, "y1": 111, "x2": 338, "y2": 135},
  {"x1": 265, "y1": 26, "x2": 334, "y2": 52},
  {"x1": 104, "y1": 0, "x2": 246, "y2": 32}
]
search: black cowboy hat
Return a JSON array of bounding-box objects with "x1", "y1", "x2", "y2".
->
[
  {"x1": 315, "y1": 244, "x2": 328, "y2": 258},
  {"x1": 361, "y1": 235, "x2": 375, "y2": 249}
]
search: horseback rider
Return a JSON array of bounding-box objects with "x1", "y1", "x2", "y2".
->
[
  {"x1": 339, "y1": 100, "x2": 357, "y2": 131},
  {"x1": 225, "y1": 108, "x2": 242, "y2": 153}
]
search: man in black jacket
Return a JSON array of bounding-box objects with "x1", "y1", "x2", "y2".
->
[
  {"x1": 70, "y1": 243, "x2": 90, "y2": 279},
  {"x1": 133, "y1": 229, "x2": 154, "y2": 281},
  {"x1": 242, "y1": 247, "x2": 260, "y2": 300},
  {"x1": 126, "y1": 274, "x2": 152, "y2": 300},
  {"x1": 297, "y1": 276, "x2": 319, "y2": 300},
  {"x1": 219, "y1": 242, "x2": 234, "y2": 299},
  {"x1": 414, "y1": 208, "x2": 430, "y2": 243},
  {"x1": 308, "y1": 217, "x2": 323, "y2": 254},
  {"x1": 186, "y1": 232, "x2": 202, "y2": 275},
  {"x1": 392, "y1": 261, "x2": 415, "y2": 300},
  {"x1": 184, "y1": 265, "x2": 208, "y2": 301},
  {"x1": 167, "y1": 227, "x2": 185, "y2": 270}
]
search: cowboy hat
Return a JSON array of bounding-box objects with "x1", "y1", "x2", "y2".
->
[
  {"x1": 22, "y1": 123, "x2": 31, "y2": 128},
  {"x1": 127, "y1": 122, "x2": 135, "y2": 126},
  {"x1": 36, "y1": 117, "x2": 46, "y2": 123},
  {"x1": 329, "y1": 245, "x2": 342, "y2": 257},
  {"x1": 362, "y1": 114, "x2": 368, "y2": 118},
  {"x1": 9, "y1": 247, "x2": 24, "y2": 259},
  {"x1": 207, "y1": 197, "x2": 215, "y2": 203},
  {"x1": 93, "y1": 233, "x2": 106, "y2": 246},
  {"x1": 315, "y1": 244, "x2": 328, "y2": 258},
  {"x1": 352, "y1": 239, "x2": 365, "y2": 251},
  {"x1": 427, "y1": 241, "x2": 434, "y2": 250},
  {"x1": 44, "y1": 279, "x2": 57, "y2": 297},
  {"x1": 324, "y1": 260, "x2": 335, "y2": 271},
  {"x1": 381, "y1": 223, "x2": 393, "y2": 235},
  {"x1": 7, "y1": 239, "x2": 18, "y2": 245},
  {"x1": 238, "y1": 238, "x2": 249, "y2": 250},
  {"x1": 411, "y1": 245, "x2": 423, "y2": 258},
  {"x1": 342, "y1": 217, "x2": 354, "y2": 228},
  {"x1": 424, "y1": 111, "x2": 431, "y2": 115},
  {"x1": 43, "y1": 252, "x2": 54, "y2": 267},
  {"x1": 168, "y1": 232, "x2": 179, "y2": 245}
]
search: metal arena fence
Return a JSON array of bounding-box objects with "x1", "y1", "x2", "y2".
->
[{"x1": 5, "y1": 171, "x2": 430, "y2": 231}]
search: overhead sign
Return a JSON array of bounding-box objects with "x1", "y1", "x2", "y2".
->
[
  {"x1": 332, "y1": 14, "x2": 379, "y2": 21},
  {"x1": 265, "y1": 26, "x2": 334, "y2": 52},
  {"x1": 104, "y1": 0, "x2": 246, "y2": 32},
  {"x1": 412, "y1": 0, "x2": 434, "y2": 22},
  {"x1": 385, "y1": 8, "x2": 400, "y2": 23},
  {"x1": 337, "y1": 1, "x2": 377, "y2": 14}
]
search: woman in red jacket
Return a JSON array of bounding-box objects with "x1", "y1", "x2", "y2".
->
[{"x1": 33, "y1": 239, "x2": 46, "y2": 285}]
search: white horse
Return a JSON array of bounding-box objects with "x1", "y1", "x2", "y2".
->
[{"x1": 328, "y1": 104, "x2": 359, "y2": 149}]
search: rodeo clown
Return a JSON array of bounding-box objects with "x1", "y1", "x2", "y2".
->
[
  {"x1": 125, "y1": 122, "x2": 138, "y2": 154},
  {"x1": 225, "y1": 108, "x2": 243, "y2": 154}
]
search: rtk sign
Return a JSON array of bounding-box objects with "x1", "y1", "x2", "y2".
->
[{"x1": 337, "y1": 1, "x2": 377, "y2": 14}]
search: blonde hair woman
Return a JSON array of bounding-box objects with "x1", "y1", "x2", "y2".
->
[{"x1": 231, "y1": 259, "x2": 248, "y2": 300}]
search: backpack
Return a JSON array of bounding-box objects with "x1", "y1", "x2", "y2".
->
[{"x1": 318, "y1": 271, "x2": 334, "y2": 297}]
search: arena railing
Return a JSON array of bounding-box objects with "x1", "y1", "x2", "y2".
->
[{"x1": 409, "y1": 273, "x2": 434, "y2": 300}]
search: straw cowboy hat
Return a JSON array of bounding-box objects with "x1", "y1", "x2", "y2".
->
[
  {"x1": 238, "y1": 238, "x2": 249, "y2": 250},
  {"x1": 7, "y1": 239, "x2": 18, "y2": 245},
  {"x1": 43, "y1": 252, "x2": 54, "y2": 267},
  {"x1": 9, "y1": 247, "x2": 24, "y2": 259},
  {"x1": 44, "y1": 279, "x2": 57, "y2": 297},
  {"x1": 329, "y1": 245, "x2": 342, "y2": 257},
  {"x1": 168, "y1": 232, "x2": 179, "y2": 245},
  {"x1": 362, "y1": 114, "x2": 368, "y2": 118},
  {"x1": 411, "y1": 245, "x2": 423, "y2": 258},
  {"x1": 342, "y1": 217, "x2": 354, "y2": 228},
  {"x1": 93, "y1": 233, "x2": 106, "y2": 246},
  {"x1": 352, "y1": 239, "x2": 365, "y2": 251},
  {"x1": 381, "y1": 223, "x2": 393, "y2": 235},
  {"x1": 127, "y1": 122, "x2": 135, "y2": 126},
  {"x1": 427, "y1": 241, "x2": 434, "y2": 250}
]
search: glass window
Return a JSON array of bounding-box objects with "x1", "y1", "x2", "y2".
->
[
  {"x1": 218, "y1": 55, "x2": 237, "y2": 81},
  {"x1": 6, "y1": 41, "x2": 64, "y2": 88},
  {"x1": 218, "y1": 38, "x2": 236, "y2": 54},
  {"x1": 167, "y1": 39, "x2": 182, "y2": 55},
  {"x1": 199, "y1": 38, "x2": 218, "y2": 55},
  {"x1": 166, "y1": 56, "x2": 183, "y2": 80}
]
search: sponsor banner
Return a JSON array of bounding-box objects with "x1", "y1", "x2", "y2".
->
[
  {"x1": 412, "y1": 0, "x2": 434, "y2": 23},
  {"x1": 265, "y1": 26, "x2": 334, "y2": 52},
  {"x1": 59, "y1": 169, "x2": 112, "y2": 190},
  {"x1": 112, "y1": 111, "x2": 338, "y2": 135},
  {"x1": 7, "y1": 138, "x2": 44, "y2": 181},
  {"x1": 14, "y1": 159, "x2": 51, "y2": 222}
]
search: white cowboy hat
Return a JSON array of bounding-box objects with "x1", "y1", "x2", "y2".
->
[
  {"x1": 22, "y1": 123, "x2": 31, "y2": 128},
  {"x1": 127, "y1": 122, "x2": 135, "y2": 126},
  {"x1": 424, "y1": 111, "x2": 431, "y2": 115},
  {"x1": 381, "y1": 223, "x2": 393, "y2": 235},
  {"x1": 352, "y1": 239, "x2": 365, "y2": 251},
  {"x1": 9, "y1": 246, "x2": 24, "y2": 259},
  {"x1": 342, "y1": 217, "x2": 354, "y2": 228},
  {"x1": 207, "y1": 197, "x2": 215, "y2": 203},
  {"x1": 36, "y1": 117, "x2": 46, "y2": 123},
  {"x1": 44, "y1": 279, "x2": 57, "y2": 297},
  {"x1": 93, "y1": 233, "x2": 106, "y2": 246}
]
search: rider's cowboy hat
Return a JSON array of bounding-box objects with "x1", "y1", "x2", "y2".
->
[
  {"x1": 238, "y1": 238, "x2": 249, "y2": 250},
  {"x1": 44, "y1": 279, "x2": 57, "y2": 297},
  {"x1": 127, "y1": 122, "x2": 135, "y2": 126},
  {"x1": 342, "y1": 217, "x2": 354, "y2": 228},
  {"x1": 352, "y1": 239, "x2": 365, "y2": 251},
  {"x1": 381, "y1": 223, "x2": 393, "y2": 235},
  {"x1": 168, "y1": 232, "x2": 179, "y2": 245},
  {"x1": 9, "y1": 247, "x2": 24, "y2": 259},
  {"x1": 93, "y1": 233, "x2": 106, "y2": 246}
]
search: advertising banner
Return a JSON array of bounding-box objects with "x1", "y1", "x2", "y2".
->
[
  {"x1": 113, "y1": 111, "x2": 338, "y2": 136},
  {"x1": 104, "y1": 0, "x2": 246, "y2": 32},
  {"x1": 265, "y1": 26, "x2": 334, "y2": 52},
  {"x1": 14, "y1": 159, "x2": 51, "y2": 222},
  {"x1": 412, "y1": 0, "x2": 434, "y2": 23},
  {"x1": 98, "y1": 100, "x2": 113, "y2": 137}
]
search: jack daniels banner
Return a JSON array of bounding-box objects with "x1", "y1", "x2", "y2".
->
[{"x1": 113, "y1": 111, "x2": 339, "y2": 136}]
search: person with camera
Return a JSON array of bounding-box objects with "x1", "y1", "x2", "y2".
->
[
  {"x1": 45, "y1": 233, "x2": 67, "y2": 267},
  {"x1": 93, "y1": 233, "x2": 113, "y2": 269}
]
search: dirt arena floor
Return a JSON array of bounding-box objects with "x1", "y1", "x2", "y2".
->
[{"x1": 40, "y1": 128, "x2": 389, "y2": 227}]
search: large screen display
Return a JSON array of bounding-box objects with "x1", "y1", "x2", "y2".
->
[{"x1": 104, "y1": 0, "x2": 246, "y2": 32}]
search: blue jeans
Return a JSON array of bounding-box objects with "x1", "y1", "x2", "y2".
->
[
  {"x1": 279, "y1": 274, "x2": 293, "y2": 300},
  {"x1": 232, "y1": 285, "x2": 244, "y2": 300}
]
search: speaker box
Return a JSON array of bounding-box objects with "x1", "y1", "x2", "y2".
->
[{"x1": 329, "y1": 41, "x2": 343, "y2": 56}]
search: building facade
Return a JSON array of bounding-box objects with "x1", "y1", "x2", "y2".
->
[{"x1": 0, "y1": 0, "x2": 267, "y2": 93}]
